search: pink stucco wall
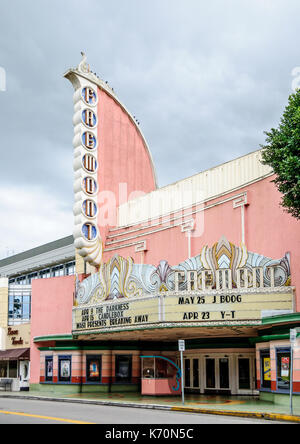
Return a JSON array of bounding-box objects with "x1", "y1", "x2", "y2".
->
[
  {"x1": 96, "y1": 88, "x2": 157, "y2": 237},
  {"x1": 92, "y1": 86, "x2": 300, "y2": 304},
  {"x1": 103, "y1": 175, "x2": 300, "y2": 309},
  {"x1": 30, "y1": 276, "x2": 75, "y2": 384}
]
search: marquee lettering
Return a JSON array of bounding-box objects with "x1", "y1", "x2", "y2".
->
[{"x1": 174, "y1": 266, "x2": 279, "y2": 291}]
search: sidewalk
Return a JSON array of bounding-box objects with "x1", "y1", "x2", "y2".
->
[{"x1": 0, "y1": 390, "x2": 300, "y2": 423}]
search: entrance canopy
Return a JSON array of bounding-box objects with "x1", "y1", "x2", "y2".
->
[{"x1": 0, "y1": 348, "x2": 30, "y2": 361}]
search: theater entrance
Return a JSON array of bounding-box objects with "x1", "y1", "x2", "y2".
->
[
  {"x1": 182, "y1": 352, "x2": 256, "y2": 395},
  {"x1": 205, "y1": 356, "x2": 230, "y2": 394}
]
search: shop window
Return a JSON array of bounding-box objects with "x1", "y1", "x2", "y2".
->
[
  {"x1": 58, "y1": 356, "x2": 72, "y2": 383},
  {"x1": 0, "y1": 362, "x2": 7, "y2": 378},
  {"x1": 115, "y1": 355, "x2": 132, "y2": 383},
  {"x1": 260, "y1": 350, "x2": 271, "y2": 389},
  {"x1": 9, "y1": 361, "x2": 18, "y2": 378},
  {"x1": 276, "y1": 348, "x2": 291, "y2": 391},
  {"x1": 86, "y1": 356, "x2": 102, "y2": 383},
  {"x1": 45, "y1": 357, "x2": 53, "y2": 382}
]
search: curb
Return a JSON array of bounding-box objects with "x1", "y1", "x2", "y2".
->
[
  {"x1": 1, "y1": 394, "x2": 300, "y2": 423},
  {"x1": 171, "y1": 406, "x2": 300, "y2": 423}
]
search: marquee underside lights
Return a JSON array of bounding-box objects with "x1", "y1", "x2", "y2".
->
[{"x1": 66, "y1": 56, "x2": 102, "y2": 266}]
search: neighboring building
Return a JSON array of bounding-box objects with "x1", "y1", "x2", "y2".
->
[
  {"x1": 0, "y1": 236, "x2": 75, "y2": 390},
  {"x1": 1, "y1": 55, "x2": 299, "y2": 407}
]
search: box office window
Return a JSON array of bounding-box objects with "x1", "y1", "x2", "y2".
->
[
  {"x1": 58, "y1": 356, "x2": 72, "y2": 383},
  {"x1": 86, "y1": 356, "x2": 102, "y2": 383},
  {"x1": 115, "y1": 355, "x2": 132, "y2": 383},
  {"x1": 260, "y1": 351, "x2": 271, "y2": 389},
  {"x1": 276, "y1": 348, "x2": 291, "y2": 392},
  {"x1": 142, "y1": 358, "x2": 176, "y2": 380},
  {"x1": 142, "y1": 358, "x2": 155, "y2": 378},
  {"x1": 45, "y1": 357, "x2": 53, "y2": 382}
]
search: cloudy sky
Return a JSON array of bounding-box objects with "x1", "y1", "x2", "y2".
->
[{"x1": 0, "y1": 0, "x2": 299, "y2": 258}]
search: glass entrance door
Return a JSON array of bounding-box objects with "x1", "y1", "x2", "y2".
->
[
  {"x1": 205, "y1": 357, "x2": 230, "y2": 392},
  {"x1": 238, "y1": 358, "x2": 251, "y2": 390},
  {"x1": 219, "y1": 358, "x2": 229, "y2": 389},
  {"x1": 205, "y1": 358, "x2": 215, "y2": 389},
  {"x1": 19, "y1": 360, "x2": 30, "y2": 391},
  {"x1": 183, "y1": 358, "x2": 200, "y2": 391}
]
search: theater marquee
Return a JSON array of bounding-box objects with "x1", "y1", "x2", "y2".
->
[
  {"x1": 72, "y1": 237, "x2": 294, "y2": 335},
  {"x1": 73, "y1": 298, "x2": 159, "y2": 332}
]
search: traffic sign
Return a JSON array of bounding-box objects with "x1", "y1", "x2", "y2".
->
[{"x1": 178, "y1": 340, "x2": 185, "y2": 352}]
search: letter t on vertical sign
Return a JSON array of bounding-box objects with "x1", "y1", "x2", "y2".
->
[{"x1": 178, "y1": 340, "x2": 185, "y2": 405}]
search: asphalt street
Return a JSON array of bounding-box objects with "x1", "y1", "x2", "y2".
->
[{"x1": 0, "y1": 397, "x2": 290, "y2": 425}]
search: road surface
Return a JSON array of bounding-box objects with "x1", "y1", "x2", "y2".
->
[{"x1": 0, "y1": 397, "x2": 291, "y2": 426}]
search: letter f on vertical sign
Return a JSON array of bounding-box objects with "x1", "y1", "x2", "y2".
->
[{"x1": 0, "y1": 67, "x2": 6, "y2": 92}]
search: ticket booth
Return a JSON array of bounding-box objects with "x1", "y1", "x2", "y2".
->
[{"x1": 141, "y1": 356, "x2": 181, "y2": 396}]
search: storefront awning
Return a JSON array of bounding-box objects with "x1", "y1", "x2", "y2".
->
[{"x1": 0, "y1": 348, "x2": 30, "y2": 361}]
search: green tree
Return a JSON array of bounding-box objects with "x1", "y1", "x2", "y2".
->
[{"x1": 261, "y1": 89, "x2": 300, "y2": 219}]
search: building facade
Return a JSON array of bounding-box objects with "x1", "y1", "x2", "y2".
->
[
  {"x1": 1, "y1": 55, "x2": 299, "y2": 405},
  {"x1": 0, "y1": 236, "x2": 75, "y2": 390}
]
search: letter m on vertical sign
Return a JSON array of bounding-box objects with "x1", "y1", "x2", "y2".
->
[{"x1": 0, "y1": 67, "x2": 6, "y2": 92}]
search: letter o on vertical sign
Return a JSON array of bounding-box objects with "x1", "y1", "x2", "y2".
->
[{"x1": 82, "y1": 177, "x2": 97, "y2": 196}]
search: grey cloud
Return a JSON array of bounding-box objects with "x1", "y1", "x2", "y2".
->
[{"x1": 0, "y1": 0, "x2": 300, "y2": 253}]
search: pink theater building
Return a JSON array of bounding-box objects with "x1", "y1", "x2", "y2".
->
[{"x1": 26, "y1": 55, "x2": 300, "y2": 406}]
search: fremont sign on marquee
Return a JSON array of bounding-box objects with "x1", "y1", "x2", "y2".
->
[{"x1": 72, "y1": 237, "x2": 294, "y2": 335}]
